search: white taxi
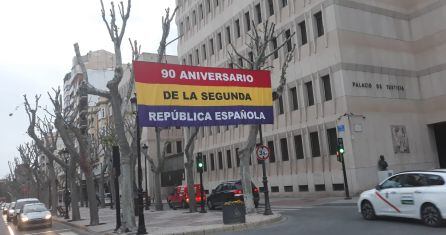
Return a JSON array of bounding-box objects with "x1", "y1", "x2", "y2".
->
[{"x1": 358, "y1": 170, "x2": 446, "y2": 226}]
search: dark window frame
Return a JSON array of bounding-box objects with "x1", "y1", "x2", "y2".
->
[
  {"x1": 268, "y1": 0, "x2": 274, "y2": 16},
  {"x1": 294, "y1": 135, "x2": 304, "y2": 159},
  {"x1": 310, "y1": 131, "x2": 321, "y2": 157},
  {"x1": 255, "y1": 3, "x2": 262, "y2": 24},
  {"x1": 305, "y1": 81, "x2": 314, "y2": 106},
  {"x1": 314, "y1": 11, "x2": 324, "y2": 37},
  {"x1": 322, "y1": 75, "x2": 332, "y2": 101},
  {"x1": 226, "y1": 150, "x2": 232, "y2": 168},
  {"x1": 267, "y1": 140, "x2": 276, "y2": 163},
  {"x1": 290, "y1": 87, "x2": 298, "y2": 110},
  {"x1": 327, "y1": 128, "x2": 337, "y2": 155},
  {"x1": 210, "y1": 153, "x2": 215, "y2": 171},
  {"x1": 280, "y1": 138, "x2": 289, "y2": 161},
  {"x1": 235, "y1": 19, "x2": 241, "y2": 38},
  {"x1": 218, "y1": 151, "x2": 223, "y2": 169},
  {"x1": 298, "y1": 20, "x2": 307, "y2": 45}
]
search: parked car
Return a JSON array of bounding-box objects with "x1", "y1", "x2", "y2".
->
[
  {"x1": 358, "y1": 170, "x2": 446, "y2": 227},
  {"x1": 207, "y1": 180, "x2": 259, "y2": 210},
  {"x1": 2, "y1": 203, "x2": 10, "y2": 215},
  {"x1": 16, "y1": 203, "x2": 52, "y2": 230},
  {"x1": 7, "y1": 202, "x2": 16, "y2": 222},
  {"x1": 104, "y1": 193, "x2": 112, "y2": 206},
  {"x1": 167, "y1": 184, "x2": 206, "y2": 209},
  {"x1": 13, "y1": 198, "x2": 40, "y2": 225}
]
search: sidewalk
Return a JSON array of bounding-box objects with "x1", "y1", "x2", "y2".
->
[{"x1": 53, "y1": 206, "x2": 281, "y2": 235}]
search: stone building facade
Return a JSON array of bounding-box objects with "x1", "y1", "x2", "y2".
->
[{"x1": 175, "y1": 0, "x2": 446, "y2": 195}]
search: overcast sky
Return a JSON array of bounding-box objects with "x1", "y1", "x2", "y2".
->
[{"x1": 0, "y1": 0, "x2": 177, "y2": 177}]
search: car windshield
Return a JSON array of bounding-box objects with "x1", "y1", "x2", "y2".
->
[
  {"x1": 17, "y1": 200, "x2": 39, "y2": 209},
  {"x1": 23, "y1": 204, "x2": 47, "y2": 213}
]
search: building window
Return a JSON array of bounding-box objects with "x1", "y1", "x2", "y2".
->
[
  {"x1": 327, "y1": 128, "x2": 337, "y2": 155},
  {"x1": 217, "y1": 33, "x2": 223, "y2": 50},
  {"x1": 299, "y1": 185, "x2": 309, "y2": 192},
  {"x1": 182, "y1": 58, "x2": 186, "y2": 65},
  {"x1": 267, "y1": 140, "x2": 276, "y2": 163},
  {"x1": 216, "y1": 126, "x2": 220, "y2": 133},
  {"x1": 215, "y1": 0, "x2": 219, "y2": 7},
  {"x1": 281, "y1": 0, "x2": 288, "y2": 8},
  {"x1": 298, "y1": 21, "x2": 307, "y2": 45},
  {"x1": 255, "y1": 3, "x2": 262, "y2": 24},
  {"x1": 208, "y1": 126, "x2": 213, "y2": 135},
  {"x1": 209, "y1": 38, "x2": 215, "y2": 55},
  {"x1": 271, "y1": 186, "x2": 279, "y2": 192},
  {"x1": 278, "y1": 95, "x2": 284, "y2": 115},
  {"x1": 310, "y1": 131, "x2": 321, "y2": 157},
  {"x1": 244, "y1": 12, "x2": 251, "y2": 31},
  {"x1": 202, "y1": 44, "x2": 207, "y2": 60},
  {"x1": 228, "y1": 62, "x2": 233, "y2": 68},
  {"x1": 284, "y1": 185, "x2": 293, "y2": 192},
  {"x1": 305, "y1": 81, "x2": 314, "y2": 106},
  {"x1": 268, "y1": 0, "x2": 274, "y2": 16},
  {"x1": 218, "y1": 151, "x2": 223, "y2": 169},
  {"x1": 322, "y1": 75, "x2": 332, "y2": 101},
  {"x1": 192, "y1": 10, "x2": 196, "y2": 26},
  {"x1": 195, "y1": 49, "x2": 200, "y2": 64},
  {"x1": 236, "y1": 148, "x2": 240, "y2": 167},
  {"x1": 333, "y1": 184, "x2": 344, "y2": 191},
  {"x1": 206, "y1": 0, "x2": 211, "y2": 13},
  {"x1": 284, "y1": 29, "x2": 292, "y2": 52},
  {"x1": 186, "y1": 16, "x2": 190, "y2": 31},
  {"x1": 248, "y1": 52, "x2": 253, "y2": 63},
  {"x1": 315, "y1": 184, "x2": 326, "y2": 191},
  {"x1": 188, "y1": 54, "x2": 193, "y2": 65},
  {"x1": 289, "y1": 87, "x2": 298, "y2": 110},
  {"x1": 294, "y1": 135, "x2": 304, "y2": 159},
  {"x1": 180, "y1": 22, "x2": 184, "y2": 35},
  {"x1": 314, "y1": 11, "x2": 324, "y2": 37},
  {"x1": 176, "y1": 141, "x2": 182, "y2": 153},
  {"x1": 235, "y1": 19, "x2": 241, "y2": 38},
  {"x1": 203, "y1": 155, "x2": 207, "y2": 172},
  {"x1": 210, "y1": 153, "x2": 215, "y2": 171},
  {"x1": 226, "y1": 26, "x2": 231, "y2": 44},
  {"x1": 280, "y1": 138, "x2": 289, "y2": 161},
  {"x1": 199, "y1": 4, "x2": 204, "y2": 20},
  {"x1": 238, "y1": 58, "x2": 243, "y2": 68},
  {"x1": 166, "y1": 142, "x2": 172, "y2": 154},
  {"x1": 271, "y1": 37, "x2": 278, "y2": 59},
  {"x1": 226, "y1": 150, "x2": 232, "y2": 168}
]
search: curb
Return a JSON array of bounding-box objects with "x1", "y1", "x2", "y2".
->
[
  {"x1": 103, "y1": 213, "x2": 282, "y2": 235},
  {"x1": 52, "y1": 217, "x2": 95, "y2": 233}
]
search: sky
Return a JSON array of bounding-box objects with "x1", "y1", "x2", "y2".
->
[{"x1": 0, "y1": 0, "x2": 177, "y2": 177}]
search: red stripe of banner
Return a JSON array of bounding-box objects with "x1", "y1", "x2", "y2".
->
[
  {"x1": 375, "y1": 191, "x2": 401, "y2": 213},
  {"x1": 133, "y1": 61, "x2": 271, "y2": 88}
]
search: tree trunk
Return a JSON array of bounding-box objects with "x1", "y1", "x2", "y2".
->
[
  {"x1": 99, "y1": 167, "x2": 105, "y2": 208},
  {"x1": 154, "y1": 128, "x2": 163, "y2": 211},
  {"x1": 85, "y1": 173, "x2": 99, "y2": 225},
  {"x1": 153, "y1": 169, "x2": 162, "y2": 211},
  {"x1": 184, "y1": 127, "x2": 197, "y2": 213},
  {"x1": 68, "y1": 160, "x2": 81, "y2": 221},
  {"x1": 239, "y1": 125, "x2": 258, "y2": 214},
  {"x1": 48, "y1": 160, "x2": 58, "y2": 215}
]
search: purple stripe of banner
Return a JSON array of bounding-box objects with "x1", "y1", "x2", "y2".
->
[{"x1": 137, "y1": 105, "x2": 274, "y2": 127}]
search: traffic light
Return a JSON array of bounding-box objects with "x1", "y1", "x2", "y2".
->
[
  {"x1": 196, "y1": 153, "x2": 204, "y2": 173},
  {"x1": 337, "y1": 138, "x2": 344, "y2": 162}
]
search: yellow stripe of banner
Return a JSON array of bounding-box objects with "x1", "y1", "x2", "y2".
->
[{"x1": 136, "y1": 82, "x2": 273, "y2": 107}]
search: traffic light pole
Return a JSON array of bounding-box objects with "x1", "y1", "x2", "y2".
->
[
  {"x1": 258, "y1": 125, "x2": 272, "y2": 215},
  {"x1": 340, "y1": 154, "x2": 351, "y2": 199},
  {"x1": 199, "y1": 170, "x2": 206, "y2": 213}
]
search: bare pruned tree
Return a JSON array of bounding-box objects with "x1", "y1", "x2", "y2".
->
[
  {"x1": 228, "y1": 19, "x2": 295, "y2": 213},
  {"x1": 183, "y1": 127, "x2": 199, "y2": 212}
]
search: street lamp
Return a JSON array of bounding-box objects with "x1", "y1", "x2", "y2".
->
[
  {"x1": 130, "y1": 96, "x2": 147, "y2": 234},
  {"x1": 258, "y1": 125, "x2": 272, "y2": 215},
  {"x1": 142, "y1": 144, "x2": 150, "y2": 210}
]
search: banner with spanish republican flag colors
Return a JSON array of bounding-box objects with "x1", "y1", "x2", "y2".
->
[{"x1": 133, "y1": 61, "x2": 273, "y2": 127}]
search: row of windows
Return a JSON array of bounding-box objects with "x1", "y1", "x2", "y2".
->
[
  {"x1": 165, "y1": 140, "x2": 183, "y2": 154},
  {"x1": 277, "y1": 74, "x2": 332, "y2": 115},
  {"x1": 180, "y1": 1, "x2": 325, "y2": 67},
  {"x1": 179, "y1": 0, "x2": 295, "y2": 39},
  {"x1": 196, "y1": 127, "x2": 338, "y2": 172}
]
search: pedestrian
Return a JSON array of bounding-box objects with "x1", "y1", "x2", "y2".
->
[
  {"x1": 378, "y1": 155, "x2": 388, "y2": 171},
  {"x1": 96, "y1": 193, "x2": 101, "y2": 207}
]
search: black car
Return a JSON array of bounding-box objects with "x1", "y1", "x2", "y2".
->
[{"x1": 207, "y1": 180, "x2": 259, "y2": 210}]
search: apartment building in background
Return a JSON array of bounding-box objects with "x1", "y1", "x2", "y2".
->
[{"x1": 175, "y1": 0, "x2": 446, "y2": 195}]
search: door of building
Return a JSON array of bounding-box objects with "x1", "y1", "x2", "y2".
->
[{"x1": 433, "y1": 122, "x2": 446, "y2": 168}]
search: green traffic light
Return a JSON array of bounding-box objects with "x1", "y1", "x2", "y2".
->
[
  {"x1": 339, "y1": 149, "x2": 344, "y2": 154},
  {"x1": 198, "y1": 162, "x2": 203, "y2": 168}
]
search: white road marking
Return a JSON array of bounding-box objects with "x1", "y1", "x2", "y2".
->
[
  {"x1": 7, "y1": 225, "x2": 15, "y2": 235},
  {"x1": 23, "y1": 229, "x2": 70, "y2": 235}
]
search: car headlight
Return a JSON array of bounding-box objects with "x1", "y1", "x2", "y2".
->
[
  {"x1": 21, "y1": 215, "x2": 29, "y2": 222},
  {"x1": 45, "y1": 214, "x2": 52, "y2": 220}
]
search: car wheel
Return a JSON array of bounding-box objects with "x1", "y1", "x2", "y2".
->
[
  {"x1": 361, "y1": 200, "x2": 376, "y2": 220},
  {"x1": 182, "y1": 201, "x2": 189, "y2": 209},
  {"x1": 421, "y1": 204, "x2": 444, "y2": 227},
  {"x1": 207, "y1": 200, "x2": 215, "y2": 210}
]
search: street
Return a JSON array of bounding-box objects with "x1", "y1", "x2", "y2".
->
[
  {"x1": 219, "y1": 204, "x2": 446, "y2": 235},
  {"x1": 0, "y1": 215, "x2": 93, "y2": 235}
]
